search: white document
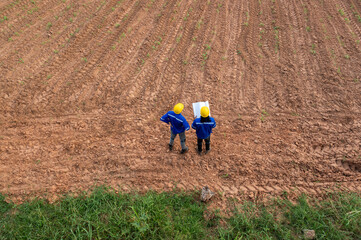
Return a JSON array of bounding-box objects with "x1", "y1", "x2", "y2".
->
[{"x1": 192, "y1": 101, "x2": 210, "y2": 118}]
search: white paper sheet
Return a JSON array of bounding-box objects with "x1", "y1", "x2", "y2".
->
[{"x1": 192, "y1": 101, "x2": 210, "y2": 118}]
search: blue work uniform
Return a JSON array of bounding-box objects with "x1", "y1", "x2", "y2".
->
[
  {"x1": 191, "y1": 117, "x2": 216, "y2": 139},
  {"x1": 160, "y1": 111, "x2": 190, "y2": 134}
]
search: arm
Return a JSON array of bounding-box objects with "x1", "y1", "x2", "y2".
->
[
  {"x1": 191, "y1": 119, "x2": 197, "y2": 130},
  {"x1": 184, "y1": 118, "x2": 190, "y2": 131},
  {"x1": 212, "y1": 119, "x2": 216, "y2": 128},
  {"x1": 160, "y1": 112, "x2": 170, "y2": 124}
]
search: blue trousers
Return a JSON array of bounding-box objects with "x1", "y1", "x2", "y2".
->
[{"x1": 169, "y1": 131, "x2": 187, "y2": 150}]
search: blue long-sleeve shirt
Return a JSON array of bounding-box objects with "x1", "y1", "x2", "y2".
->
[
  {"x1": 191, "y1": 117, "x2": 216, "y2": 139},
  {"x1": 160, "y1": 111, "x2": 190, "y2": 134}
]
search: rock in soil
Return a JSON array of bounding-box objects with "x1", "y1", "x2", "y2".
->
[
  {"x1": 200, "y1": 186, "x2": 215, "y2": 202},
  {"x1": 303, "y1": 229, "x2": 316, "y2": 239}
]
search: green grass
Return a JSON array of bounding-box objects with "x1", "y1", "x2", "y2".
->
[
  {"x1": 0, "y1": 187, "x2": 208, "y2": 239},
  {"x1": 219, "y1": 193, "x2": 361, "y2": 239},
  {"x1": 0, "y1": 187, "x2": 360, "y2": 239}
]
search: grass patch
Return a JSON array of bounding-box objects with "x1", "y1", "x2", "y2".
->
[
  {"x1": 0, "y1": 187, "x2": 360, "y2": 239},
  {"x1": 219, "y1": 193, "x2": 361, "y2": 239},
  {"x1": 0, "y1": 187, "x2": 208, "y2": 239}
]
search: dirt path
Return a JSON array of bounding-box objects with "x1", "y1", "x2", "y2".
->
[{"x1": 0, "y1": 0, "x2": 360, "y2": 203}]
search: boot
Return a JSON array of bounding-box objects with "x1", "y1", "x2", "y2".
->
[
  {"x1": 180, "y1": 146, "x2": 189, "y2": 154},
  {"x1": 205, "y1": 145, "x2": 211, "y2": 154}
]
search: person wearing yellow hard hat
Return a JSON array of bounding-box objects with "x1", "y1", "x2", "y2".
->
[
  {"x1": 191, "y1": 106, "x2": 216, "y2": 155},
  {"x1": 160, "y1": 103, "x2": 190, "y2": 154}
]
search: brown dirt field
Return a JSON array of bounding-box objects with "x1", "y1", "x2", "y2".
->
[{"x1": 0, "y1": 0, "x2": 360, "y2": 204}]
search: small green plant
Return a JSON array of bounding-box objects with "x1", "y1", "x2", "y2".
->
[
  {"x1": 356, "y1": 14, "x2": 361, "y2": 23},
  {"x1": 183, "y1": 12, "x2": 190, "y2": 21},
  {"x1": 202, "y1": 53, "x2": 208, "y2": 61},
  {"x1": 310, "y1": 44, "x2": 316, "y2": 55},
  {"x1": 18, "y1": 58, "x2": 24, "y2": 63},
  {"x1": 260, "y1": 109, "x2": 268, "y2": 122},
  {"x1": 260, "y1": 115, "x2": 265, "y2": 122},
  {"x1": 122, "y1": 14, "x2": 128, "y2": 21},
  {"x1": 338, "y1": 9, "x2": 345, "y2": 16},
  {"x1": 216, "y1": 3, "x2": 222, "y2": 13},
  {"x1": 46, "y1": 22, "x2": 52, "y2": 30},
  {"x1": 196, "y1": 20, "x2": 203, "y2": 29},
  {"x1": 274, "y1": 29, "x2": 279, "y2": 53},
  {"x1": 201, "y1": 44, "x2": 212, "y2": 66},
  {"x1": 47, "y1": 74, "x2": 52, "y2": 80},
  {"x1": 176, "y1": 34, "x2": 182, "y2": 43},
  {"x1": 115, "y1": 23, "x2": 120, "y2": 28},
  {"x1": 344, "y1": 54, "x2": 350, "y2": 59},
  {"x1": 118, "y1": 32, "x2": 126, "y2": 41},
  {"x1": 243, "y1": 11, "x2": 249, "y2": 26},
  {"x1": 220, "y1": 174, "x2": 229, "y2": 179},
  {"x1": 303, "y1": 6, "x2": 308, "y2": 14},
  {"x1": 82, "y1": 57, "x2": 87, "y2": 62},
  {"x1": 306, "y1": 26, "x2": 311, "y2": 32}
]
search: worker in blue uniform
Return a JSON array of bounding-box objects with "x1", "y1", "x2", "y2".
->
[
  {"x1": 160, "y1": 103, "x2": 190, "y2": 154},
  {"x1": 191, "y1": 106, "x2": 216, "y2": 155}
]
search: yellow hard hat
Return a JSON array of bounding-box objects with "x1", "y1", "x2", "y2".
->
[
  {"x1": 173, "y1": 103, "x2": 184, "y2": 114},
  {"x1": 201, "y1": 106, "x2": 209, "y2": 118}
]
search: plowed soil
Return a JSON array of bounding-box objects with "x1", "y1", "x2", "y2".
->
[{"x1": 1, "y1": 0, "x2": 360, "y2": 203}]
